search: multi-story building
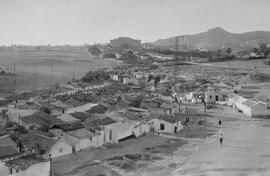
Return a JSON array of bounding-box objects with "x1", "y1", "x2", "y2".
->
[{"x1": 110, "y1": 37, "x2": 141, "y2": 49}]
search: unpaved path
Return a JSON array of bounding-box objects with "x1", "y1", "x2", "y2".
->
[{"x1": 171, "y1": 108, "x2": 270, "y2": 176}]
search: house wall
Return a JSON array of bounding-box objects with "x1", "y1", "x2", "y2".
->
[
  {"x1": 149, "y1": 119, "x2": 183, "y2": 133},
  {"x1": 49, "y1": 141, "x2": 72, "y2": 158},
  {"x1": 205, "y1": 93, "x2": 217, "y2": 103},
  {"x1": 77, "y1": 138, "x2": 93, "y2": 150},
  {"x1": 230, "y1": 100, "x2": 251, "y2": 117},
  {"x1": 12, "y1": 162, "x2": 50, "y2": 176},
  {"x1": 0, "y1": 161, "x2": 9, "y2": 176},
  {"x1": 133, "y1": 123, "x2": 150, "y2": 137},
  {"x1": 116, "y1": 124, "x2": 134, "y2": 142}
]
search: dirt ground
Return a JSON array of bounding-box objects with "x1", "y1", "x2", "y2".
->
[
  {"x1": 171, "y1": 105, "x2": 270, "y2": 176},
  {"x1": 52, "y1": 134, "x2": 187, "y2": 176}
]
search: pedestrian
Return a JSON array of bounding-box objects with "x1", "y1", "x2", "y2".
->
[
  {"x1": 218, "y1": 119, "x2": 222, "y2": 128},
  {"x1": 219, "y1": 131, "x2": 223, "y2": 145}
]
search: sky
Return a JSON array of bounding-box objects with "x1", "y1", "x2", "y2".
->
[{"x1": 0, "y1": 0, "x2": 269, "y2": 45}]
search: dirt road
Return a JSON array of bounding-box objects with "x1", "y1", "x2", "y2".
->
[{"x1": 171, "y1": 108, "x2": 270, "y2": 176}]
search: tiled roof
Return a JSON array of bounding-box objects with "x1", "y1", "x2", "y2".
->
[
  {"x1": 67, "y1": 128, "x2": 97, "y2": 140},
  {"x1": 86, "y1": 104, "x2": 108, "y2": 114},
  {"x1": 21, "y1": 133, "x2": 56, "y2": 152},
  {"x1": 83, "y1": 117, "x2": 116, "y2": 131},
  {"x1": 0, "y1": 135, "x2": 18, "y2": 158},
  {"x1": 229, "y1": 94, "x2": 247, "y2": 104},
  {"x1": 51, "y1": 101, "x2": 71, "y2": 109},
  {"x1": 155, "y1": 115, "x2": 181, "y2": 123},
  {"x1": 70, "y1": 112, "x2": 91, "y2": 121},
  {"x1": 242, "y1": 100, "x2": 258, "y2": 107}
]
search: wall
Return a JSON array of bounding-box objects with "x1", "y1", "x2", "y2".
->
[
  {"x1": 12, "y1": 162, "x2": 50, "y2": 176},
  {"x1": 0, "y1": 161, "x2": 9, "y2": 176},
  {"x1": 49, "y1": 141, "x2": 72, "y2": 158},
  {"x1": 150, "y1": 119, "x2": 183, "y2": 133},
  {"x1": 7, "y1": 108, "x2": 37, "y2": 123}
]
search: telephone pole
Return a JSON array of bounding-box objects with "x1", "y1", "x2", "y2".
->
[
  {"x1": 202, "y1": 97, "x2": 207, "y2": 138},
  {"x1": 73, "y1": 58, "x2": 77, "y2": 80},
  {"x1": 48, "y1": 59, "x2": 53, "y2": 105},
  {"x1": 13, "y1": 63, "x2": 16, "y2": 94}
]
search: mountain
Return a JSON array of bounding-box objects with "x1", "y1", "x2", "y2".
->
[{"x1": 154, "y1": 27, "x2": 270, "y2": 51}]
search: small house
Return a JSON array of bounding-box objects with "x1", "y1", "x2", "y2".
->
[
  {"x1": 21, "y1": 134, "x2": 72, "y2": 159},
  {"x1": 66, "y1": 128, "x2": 99, "y2": 151},
  {"x1": 140, "y1": 98, "x2": 162, "y2": 109},
  {"x1": 160, "y1": 103, "x2": 180, "y2": 115},
  {"x1": 51, "y1": 101, "x2": 71, "y2": 115},
  {"x1": 204, "y1": 90, "x2": 227, "y2": 103},
  {"x1": 149, "y1": 116, "x2": 183, "y2": 133}
]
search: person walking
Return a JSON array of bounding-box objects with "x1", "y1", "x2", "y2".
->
[{"x1": 219, "y1": 131, "x2": 223, "y2": 145}]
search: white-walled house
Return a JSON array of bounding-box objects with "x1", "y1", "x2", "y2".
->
[
  {"x1": 65, "y1": 129, "x2": 99, "y2": 151},
  {"x1": 149, "y1": 116, "x2": 183, "y2": 133},
  {"x1": 229, "y1": 94, "x2": 270, "y2": 117},
  {"x1": 22, "y1": 134, "x2": 72, "y2": 159},
  {"x1": 204, "y1": 90, "x2": 227, "y2": 103}
]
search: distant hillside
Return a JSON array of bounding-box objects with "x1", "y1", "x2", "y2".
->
[{"x1": 154, "y1": 27, "x2": 270, "y2": 51}]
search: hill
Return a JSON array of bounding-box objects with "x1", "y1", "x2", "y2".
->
[{"x1": 154, "y1": 27, "x2": 270, "y2": 51}]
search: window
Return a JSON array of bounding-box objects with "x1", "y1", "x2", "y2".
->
[
  {"x1": 59, "y1": 148, "x2": 63, "y2": 153},
  {"x1": 160, "y1": 123, "x2": 165, "y2": 130}
]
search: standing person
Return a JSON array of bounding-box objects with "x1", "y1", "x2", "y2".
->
[
  {"x1": 219, "y1": 131, "x2": 223, "y2": 145},
  {"x1": 219, "y1": 119, "x2": 222, "y2": 128}
]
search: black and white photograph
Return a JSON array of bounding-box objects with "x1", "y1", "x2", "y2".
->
[{"x1": 0, "y1": 0, "x2": 270, "y2": 175}]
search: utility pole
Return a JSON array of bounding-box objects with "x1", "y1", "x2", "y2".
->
[
  {"x1": 18, "y1": 114, "x2": 21, "y2": 135},
  {"x1": 203, "y1": 97, "x2": 207, "y2": 138},
  {"x1": 48, "y1": 59, "x2": 53, "y2": 105},
  {"x1": 13, "y1": 63, "x2": 16, "y2": 94},
  {"x1": 49, "y1": 154, "x2": 53, "y2": 176},
  {"x1": 73, "y1": 58, "x2": 76, "y2": 80}
]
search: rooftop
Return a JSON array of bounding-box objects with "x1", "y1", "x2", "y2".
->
[
  {"x1": 67, "y1": 128, "x2": 98, "y2": 140},
  {"x1": 0, "y1": 135, "x2": 18, "y2": 158}
]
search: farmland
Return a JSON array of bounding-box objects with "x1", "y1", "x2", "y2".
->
[{"x1": 0, "y1": 49, "x2": 122, "y2": 96}]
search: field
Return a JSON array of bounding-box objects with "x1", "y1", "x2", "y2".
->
[{"x1": 0, "y1": 49, "x2": 122, "y2": 96}]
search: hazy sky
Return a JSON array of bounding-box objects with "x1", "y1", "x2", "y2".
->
[{"x1": 0, "y1": 0, "x2": 269, "y2": 45}]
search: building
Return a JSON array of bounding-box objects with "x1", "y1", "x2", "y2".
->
[
  {"x1": 149, "y1": 116, "x2": 183, "y2": 133},
  {"x1": 20, "y1": 112, "x2": 63, "y2": 130},
  {"x1": 56, "y1": 114, "x2": 80, "y2": 123},
  {"x1": 7, "y1": 107, "x2": 37, "y2": 124},
  {"x1": 123, "y1": 77, "x2": 139, "y2": 85},
  {"x1": 160, "y1": 103, "x2": 180, "y2": 115},
  {"x1": 204, "y1": 90, "x2": 227, "y2": 104},
  {"x1": 140, "y1": 98, "x2": 162, "y2": 109},
  {"x1": 66, "y1": 128, "x2": 99, "y2": 151},
  {"x1": 21, "y1": 133, "x2": 72, "y2": 159},
  {"x1": 110, "y1": 37, "x2": 141, "y2": 49},
  {"x1": 0, "y1": 135, "x2": 19, "y2": 176},
  {"x1": 229, "y1": 94, "x2": 270, "y2": 117}
]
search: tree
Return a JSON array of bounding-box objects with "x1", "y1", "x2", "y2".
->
[
  {"x1": 225, "y1": 47, "x2": 232, "y2": 55},
  {"x1": 259, "y1": 43, "x2": 269, "y2": 56},
  {"x1": 260, "y1": 43, "x2": 267, "y2": 52}
]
